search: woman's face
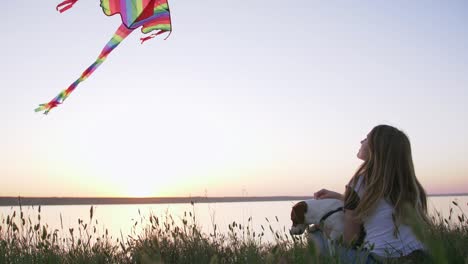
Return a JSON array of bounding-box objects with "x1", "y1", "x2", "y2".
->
[{"x1": 357, "y1": 134, "x2": 370, "y2": 160}]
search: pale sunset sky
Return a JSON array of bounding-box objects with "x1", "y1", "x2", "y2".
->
[{"x1": 1, "y1": 1, "x2": 467, "y2": 197}]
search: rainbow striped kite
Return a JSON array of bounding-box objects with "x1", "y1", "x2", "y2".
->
[{"x1": 35, "y1": 0, "x2": 172, "y2": 114}]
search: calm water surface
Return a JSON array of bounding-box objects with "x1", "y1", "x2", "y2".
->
[{"x1": 1, "y1": 196, "x2": 467, "y2": 243}]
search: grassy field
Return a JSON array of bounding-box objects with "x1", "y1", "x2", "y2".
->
[{"x1": 1, "y1": 202, "x2": 467, "y2": 264}]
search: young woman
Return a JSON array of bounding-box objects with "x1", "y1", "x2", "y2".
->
[{"x1": 310, "y1": 125, "x2": 430, "y2": 263}]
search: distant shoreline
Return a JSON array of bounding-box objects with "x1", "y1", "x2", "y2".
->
[
  {"x1": 428, "y1": 193, "x2": 468, "y2": 197},
  {"x1": 0, "y1": 193, "x2": 466, "y2": 207},
  {"x1": 0, "y1": 196, "x2": 314, "y2": 207}
]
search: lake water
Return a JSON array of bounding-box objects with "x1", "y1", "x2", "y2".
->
[{"x1": 1, "y1": 196, "x2": 467, "y2": 243}]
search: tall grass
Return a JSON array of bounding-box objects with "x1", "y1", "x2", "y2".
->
[
  {"x1": 1, "y1": 200, "x2": 467, "y2": 264},
  {"x1": 407, "y1": 201, "x2": 468, "y2": 264}
]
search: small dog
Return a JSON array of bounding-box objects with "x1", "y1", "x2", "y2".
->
[{"x1": 290, "y1": 198, "x2": 345, "y2": 240}]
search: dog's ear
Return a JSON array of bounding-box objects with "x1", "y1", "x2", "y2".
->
[{"x1": 291, "y1": 201, "x2": 307, "y2": 224}]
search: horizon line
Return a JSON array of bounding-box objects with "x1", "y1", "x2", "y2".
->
[
  {"x1": 2, "y1": 192, "x2": 468, "y2": 199},
  {"x1": 0, "y1": 193, "x2": 467, "y2": 207}
]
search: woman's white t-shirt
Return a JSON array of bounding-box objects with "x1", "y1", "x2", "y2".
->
[{"x1": 351, "y1": 176, "x2": 425, "y2": 257}]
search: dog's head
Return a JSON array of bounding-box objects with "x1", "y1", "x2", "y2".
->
[{"x1": 290, "y1": 201, "x2": 308, "y2": 235}]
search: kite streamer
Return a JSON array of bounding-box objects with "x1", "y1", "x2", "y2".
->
[{"x1": 35, "y1": 0, "x2": 172, "y2": 114}]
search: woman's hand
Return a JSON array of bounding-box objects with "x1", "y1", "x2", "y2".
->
[{"x1": 313, "y1": 189, "x2": 343, "y2": 200}]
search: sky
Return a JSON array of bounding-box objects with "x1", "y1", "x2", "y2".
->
[{"x1": 1, "y1": 0, "x2": 467, "y2": 197}]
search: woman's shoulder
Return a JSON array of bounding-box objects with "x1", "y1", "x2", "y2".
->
[{"x1": 347, "y1": 175, "x2": 365, "y2": 197}]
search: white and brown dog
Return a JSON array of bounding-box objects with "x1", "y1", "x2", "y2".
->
[{"x1": 290, "y1": 198, "x2": 344, "y2": 240}]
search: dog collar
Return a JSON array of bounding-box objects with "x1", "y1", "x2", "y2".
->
[{"x1": 319, "y1": 207, "x2": 344, "y2": 224}]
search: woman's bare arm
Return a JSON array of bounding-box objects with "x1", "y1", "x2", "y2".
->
[{"x1": 343, "y1": 209, "x2": 362, "y2": 246}]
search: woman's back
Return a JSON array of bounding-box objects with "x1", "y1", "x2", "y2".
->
[{"x1": 353, "y1": 176, "x2": 424, "y2": 257}]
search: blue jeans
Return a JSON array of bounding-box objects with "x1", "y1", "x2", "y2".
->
[{"x1": 308, "y1": 230, "x2": 378, "y2": 264}]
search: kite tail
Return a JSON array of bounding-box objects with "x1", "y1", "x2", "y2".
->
[
  {"x1": 35, "y1": 24, "x2": 133, "y2": 114},
  {"x1": 140, "y1": 30, "x2": 171, "y2": 44},
  {"x1": 56, "y1": 0, "x2": 79, "y2": 13}
]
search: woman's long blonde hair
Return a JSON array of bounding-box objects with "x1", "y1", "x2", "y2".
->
[{"x1": 346, "y1": 125, "x2": 429, "y2": 227}]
